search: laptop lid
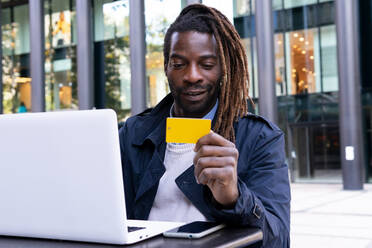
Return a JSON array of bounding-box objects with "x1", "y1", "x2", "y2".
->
[{"x1": 0, "y1": 110, "x2": 128, "y2": 244}]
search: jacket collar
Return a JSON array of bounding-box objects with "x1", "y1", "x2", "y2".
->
[{"x1": 132, "y1": 94, "x2": 174, "y2": 147}]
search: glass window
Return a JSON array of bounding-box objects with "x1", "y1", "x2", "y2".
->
[
  {"x1": 240, "y1": 39, "x2": 253, "y2": 98},
  {"x1": 2, "y1": 5, "x2": 31, "y2": 114},
  {"x1": 284, "y1": 0, "x2": 317, "y2": 9},
  {"x1": 14, "y1": 5, "x2": 30, "y2": 55},
  {"x1": 44, "y1": 0, "x2": 77, "y2": 111},
  {"x1": 94, "y1": 0, "x2": 111, "y2": 42},
  {"x1": 1, "y1": 7, "x2": 14, "y2": 112},
  {"x1": 45, "y1": 0, "x2": 73, "y2": 48},
  {"x1": 281, "y1": 26, "x2": 338, "y2": 95},
  {"x1": 180, "y1": 0, "x2": 187, "y2": 9},
  {"x1": 285, "y1": 29, "x2": 317, "y2": 95},
  {"x1": 233, "y1": 0, "x2": 257, "y2": 101},
  {"x1": 144, "y1": 0, "x2": 181, "y2": 107},
  {"x1": 94, "y1": 0, "x2": 129, "y2": 42},
  {"x1": 290, "y1": 124, "x2": 341, "y2": 183},
  {"x1": 242, "y1": 38, "x2": 258, "y2": 100},
  {"x1": 320, "y1": 25, "x2": 338, "y2": 92},
  {"x1": 363, "y1": 91, "x2": 372, "y2": 183},
  {"x1": 274, "y1": 0, "x2": 340, "y2": 183},
  {"x1": 94, "y1": 0, "x2": 131, "y2": 121},
  {"x1": 275, "y1": 33, "x2": 287, "y2": 96},
  {"x1": 202, "y1": 0, "x2": 234, "y2": 22},
  {"x1": 234, "y1": 0, "x2": 254, "y2": 16},
  {"x1": 1, "y1": 7, "x2": 11, "y2": 56},
  {"x1": 272, "y1": 0, "x2": 283, "y2": 10}
]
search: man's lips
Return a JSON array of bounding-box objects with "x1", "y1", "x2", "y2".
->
[
  {"x1": 182, "y1": 90, "x2": 207, "y2": 101},
  {"x1": 184, "y1": 90, "x2": 206, "y2": 96}
]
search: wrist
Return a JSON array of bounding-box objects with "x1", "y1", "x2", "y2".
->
[{"x1": 214, "y1": 186, "x2": 239, "y2": 209}]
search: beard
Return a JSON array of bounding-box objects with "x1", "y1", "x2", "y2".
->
[{"x1": 168, "y1": 78, "x2": 221, "y2": 117}]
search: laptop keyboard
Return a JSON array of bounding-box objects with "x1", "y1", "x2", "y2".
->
[{"x1": 128, "y1": 226, "x2": 146, "y2": 232}]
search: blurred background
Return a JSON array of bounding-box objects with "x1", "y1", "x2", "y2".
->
[
  {"x1": 1, "y1": 0, "x2": 371, "y2": 185},
  {"x1": 0, "y1": 0, "x2": 371, "y2": 246}
]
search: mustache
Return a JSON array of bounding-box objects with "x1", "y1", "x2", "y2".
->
[
  {"x1": 168, "y1": 77, "x2": 222, "y2": 94},
  {"x1": 179, "y1": 84, "x2": 210, "y2": 91},
  {"x1": 172, "y1": 83, "x2": 215, "y2": 94}
]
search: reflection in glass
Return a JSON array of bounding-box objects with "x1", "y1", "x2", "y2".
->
[
  {"x1": 363, "y1": 90, "x2": 372, "y2": 183},
  {"x1": 103, "y1": 1, "x2": 129, "y2": 40},
  {"x1": 1, "y1": 5, "x2": 31, "y2": 113},
  {"x1": 44, "y1": 0, "x2": 77, "y2": 111},
  {"x1": 291, "y1": 125, "x2": 341, "y2": 182},
  {"x1": 283, "y1": 26, "x2": 338, "y2": 96},
  {"x1": 274, "y1": 33, "x2": 286, "y2": 96},
  {"x1": 48, "y1": 11, "x2": 71, "y2": 47},
  {"x1": 272, "y1": 0, "x2": 283, "y2": 10},
  {"x1": 94, "y1": 0, "x2": 111, "y2": 41},
  {"x1": 103, "y1": 38, "x2": 131, "y2": 119},
  {"x1": 320, "y1": 25, "x2": 338, "y2": 92},
  {"x1": 202, "y1": 0, "x2": 234, "y2": 22},
  {"x1": 284, "y1": 0, "x2": 317, "y2": 9},
  {"x1": 286, "y1": 29, "x2": 316, "y2": 95},
  {"x1": 241, "y1": 38, "x2": 258, "y2": 100},
  {"x1": 233, "y1": 0, "x2": 257, "y2": 103},
  {"x1": 94, "y1": 0, "x2": 131, "y2": 121},
  {"x1": 234, "y1": 0, "x2": 253, "y2": 16},
  {"x1": 273, "y1": 1, "x2": 340, "y2": 183},
  {"x1": 145, "y1": 0, "x2": 181, "y2": 107},
  {"x1": 14, "y1": 5, "x2": 30, "y2": 55}
]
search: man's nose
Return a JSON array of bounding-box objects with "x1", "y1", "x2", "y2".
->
[{"x1": 184, "y1": 63, "x2": 203, "y2": 83}]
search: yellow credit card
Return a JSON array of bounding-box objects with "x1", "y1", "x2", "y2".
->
[{"x1": 166, "y1": 118, "x2": 211, "y2": 144}]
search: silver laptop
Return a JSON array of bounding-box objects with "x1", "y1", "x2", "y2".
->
[{"x1": 0, "y1": 109, "x2": 183, "y2": 244}]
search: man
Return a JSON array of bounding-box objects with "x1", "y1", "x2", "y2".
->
[{"x1": 119, "y1": 4, "x2": 290, "y2": 247}]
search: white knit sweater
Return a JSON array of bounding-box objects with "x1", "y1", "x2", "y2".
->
[{"x1": 148, "y1": 142, "x2": 207, "y2": 223}]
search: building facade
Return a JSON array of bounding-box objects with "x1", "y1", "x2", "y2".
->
[{"x1": 0, "y1": 0, "x2": 371, "y2": 185}]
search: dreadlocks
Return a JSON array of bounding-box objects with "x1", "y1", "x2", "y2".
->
[{"x1": 164, "y1": 4, "x2": 251, "y2": 142}]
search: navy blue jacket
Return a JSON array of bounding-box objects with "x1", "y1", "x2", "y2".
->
[{"x1": 119, "y1": 94, "x2": 290, "y2": 247}]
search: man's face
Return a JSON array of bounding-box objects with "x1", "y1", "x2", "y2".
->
[{"x1": 165, "y1": 31, "x2": 222, "y2": 118}]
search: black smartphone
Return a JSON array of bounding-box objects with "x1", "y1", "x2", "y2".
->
[{"x1": 163, "y1": 221, "x2": 225, "y2": 239}]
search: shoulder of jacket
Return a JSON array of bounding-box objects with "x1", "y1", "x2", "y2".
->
[
  {"x1": 238, "y1": 112, "x2": 283, "y2": 134},
  {"x1": 124, "y1": 93, "x2": 172, "y2": 129},
  {"x1": 123, "y1": 107, "x2": 154, "y2": 127}
]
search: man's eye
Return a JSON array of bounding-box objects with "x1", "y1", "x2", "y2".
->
[
  {"x1": 202, "y1": 64, "x2": 214, "y2": 69},
  {"x1": 172, "y1": 63, "x2": 184, "y2": 69}
]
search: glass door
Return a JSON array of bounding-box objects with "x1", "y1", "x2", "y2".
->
[
  {"x1": 290, "y1": 123, "x2": 341, "y2": 182},
  {"x1": 363, "y1": 103, "x2": 372, "y2": 183}
]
